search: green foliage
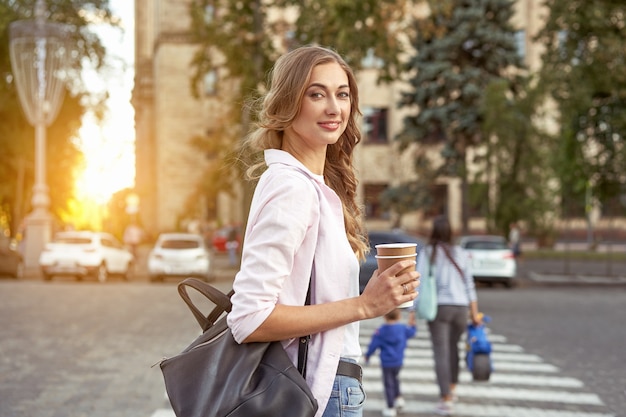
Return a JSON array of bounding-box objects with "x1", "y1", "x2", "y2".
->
[
  {"x1": 0, "y1": 0, "x2": 116, "y2": 235},
  {"x1": 536, "y1": 0, "x2": 626, "y2": 207},
  {"x1": 481, "y1": 78, "x2": 558, "y2": 238},
  {"x1": 277, "y1": 0, "x2": 411, "y2": 82},
  {"x1": 395, "y1": 0, "x2": 525, "y2": 229}
]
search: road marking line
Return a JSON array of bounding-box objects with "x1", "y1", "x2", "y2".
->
[
  {"x1": 363, "y1": 367, "x2": 584, "y2": 388},
  {"x1": 398, "y1": 348, "x2": 544, "y2": 362},
  {"x1": 366, "y1": 355, "x2": 559, "y2": 372},
  {"x1": 150, "y1": 410, "x2": 175, "y2": 417},
  {"x1": 363, "y1": 382, "x2": 604, "y2": 405},
  {"x1": 364, "y1": 399, "x2": 615, "y2": 417}
]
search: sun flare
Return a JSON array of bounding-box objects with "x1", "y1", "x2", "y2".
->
[
  {"x1": 75, "y1": 115, "x2": 135, "y2": 206},
  {"x1": 62, "y1": 0, "x2": 136, "y2": 230}
]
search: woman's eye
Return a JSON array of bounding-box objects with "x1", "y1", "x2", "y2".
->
[{"x1": 338, "y1": 91, "x2": 350, "y2": 99}]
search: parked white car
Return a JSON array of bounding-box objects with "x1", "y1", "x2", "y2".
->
[
  {"x1": 148, "y1": 233, "x2": 214, "y2": 282},
  {"x1": 39, "y1": 231, "x2": 134, "y2": 282},
  {"x1": 458, "y1": 235, "x2": 517, "y2": 288}
]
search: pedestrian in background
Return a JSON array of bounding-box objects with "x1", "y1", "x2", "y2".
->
[
  {"x1": 364, "y1": 309, "x2": 417, "y2": 417},
  {"x1": 123, "y1": 222, "x2": 143, "y2": 259},
  {"x1": 509, "y1": 221, "x2": 522, "y2": 260},
  {"x1": 227, "y1": 45, "x2": 420, "y2": 417},
  {"x1": 225, "y1": 227, "x2": 239, "y2": 266},
  {"x1": 416, "y1": 215, "x2": 482, "y2": 416}
]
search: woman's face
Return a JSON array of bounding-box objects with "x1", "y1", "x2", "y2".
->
[{"x1": 286, "y1": 62, "x2": 351, "y2": 150}]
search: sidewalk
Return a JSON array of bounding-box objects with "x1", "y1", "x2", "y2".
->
[
  {"x1": 526, "y1": 271, "x2": 626, "y2": 286},
  {"x1": 521, "y1": 240, "x2": 626, "y2": 253}
]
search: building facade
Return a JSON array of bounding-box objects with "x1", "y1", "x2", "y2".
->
[
  {"x1": 133, "y1": 0, "x2": 550, "y2": 237},
  {"x1": 133, "y1": 0, "x2": 244, "y2": 234}
]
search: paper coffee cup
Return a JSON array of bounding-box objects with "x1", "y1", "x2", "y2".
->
[
  {"x1": 375, "y1": 247, "x2": 417, "y2": 308},
  {"x1": 375, "y1": 243, "x2": 417, "y2": 256},
  {"x1": 375, "y1": 254, "x2": 417, "y2": 273}
]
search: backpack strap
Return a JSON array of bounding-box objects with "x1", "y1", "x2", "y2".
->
[
  {"x1": 440, "y1": 244, "x2": 466, "y2": 283},
  {"x1": 177, "y1": 278, "x2": 233, "y2": 332},
  {"x1": 429, "y1": 243, "x2": 465, "y2": 283},
  {"x1": 297, "y1": 272, "x2": 313, "y2": 378},
  {"x1": 178, "y1": 273, "x2": 313, "y2": 378}
]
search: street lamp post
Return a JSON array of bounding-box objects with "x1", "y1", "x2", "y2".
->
[{"x1": 9, "y1": 0, "x2": 73, "y2": 272}]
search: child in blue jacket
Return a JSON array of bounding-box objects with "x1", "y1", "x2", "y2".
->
[{"x1": 364, "y1": 308, "x2": 417, "y2": 417}]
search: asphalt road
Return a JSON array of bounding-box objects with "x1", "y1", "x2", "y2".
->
[{"x1": 476, "y1": 286, "x2": 626, "y2": 415}]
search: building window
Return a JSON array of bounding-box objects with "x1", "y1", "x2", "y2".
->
[
  {"x1": 204, "y1": 4, "x2": 216, "y2": 24},
  {"x1": 364, "y1": 183, "x2": 388, "y2": 219},
  {"x1": 204, "y1": 69, "x2": 218, "y2": 96},
  {"x1": 515, "y1": 30, "x2": 526, "y2": 61},
  {"x1": 363, "y1": 107, "x2": 388, "y2": 144},
  {"x1": 361, "y1": 48, "x2": 384, "y2": 69}
]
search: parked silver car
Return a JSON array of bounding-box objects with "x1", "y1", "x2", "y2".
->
[
  {"x1": 458, "y1": 235, "x2": 517, "y2": 288},
  {"x1": 39, "y1": 231, "x2": 134, "y2": 282},
  {"x1": 148, "y1": 233, "x2": 214, "y2": 282}
]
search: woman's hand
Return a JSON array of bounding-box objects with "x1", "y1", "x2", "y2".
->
[{"x1": 359, "y1": 259, "x2": 420, "y2": 319}]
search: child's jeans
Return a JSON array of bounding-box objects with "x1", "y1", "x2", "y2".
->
[{"x1": 382, "y1": 366, "x2": 402, "y2": 408}]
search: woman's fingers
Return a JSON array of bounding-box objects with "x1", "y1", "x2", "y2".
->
[{"x1": 363, "y1": 260, "x2": 420, "y2": 312}]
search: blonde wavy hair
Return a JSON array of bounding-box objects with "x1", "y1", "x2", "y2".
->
[{"x1": 241, "y1": 45, "x2": 368, "y2": 260}]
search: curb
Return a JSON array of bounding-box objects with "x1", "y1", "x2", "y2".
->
[{"x1": 525, "y1": 271, "x2": 626, "y2": 286}]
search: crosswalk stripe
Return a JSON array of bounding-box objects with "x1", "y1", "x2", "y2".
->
[
  {"x1": 150, "y1": 410, "x2": 174, "y2": 417},
  {"x1": 361, "y1": 336, "x2": 524, "y2": 351},
  {"x1": 364, "y1": 399, "x2": 615, "y2": 417},
  {"x1": 362, "y1": 367, "x2": 584, "y2": 388},
  {"x1": 366, "y1": 356, "x2": 560, "y2": 372},
  {"x1": 398, "y1": 349, "x2": 545, "y2": 363},
  {"x1": 362, "y1": 381, "x2": 604, "y2": 405}
]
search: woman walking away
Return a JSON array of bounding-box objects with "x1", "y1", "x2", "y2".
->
[
  {"x1": 227, "y1": 45, "x2": 420, "y2": 417},
  {"x1": 416, "y1": 215, "x2": 482, "y2": 416}
]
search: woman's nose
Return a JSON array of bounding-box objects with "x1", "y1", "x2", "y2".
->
[{"x1": 326, "y1": 97, "x2": 339, "y2": 114}]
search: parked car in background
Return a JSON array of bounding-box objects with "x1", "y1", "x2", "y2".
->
[
  {"x1": 359, "y1": 230, "x2": 425, "y2": 293},
  {"x1": 458, "y1": 235, "x2": 517, "y2": 288},
  {"x1": 148, "y1": 233, "x2": 214, "y2": 282},
  {"x1": 212, "y1": 226, "x2": 241, "y2": 253},
  {"x1": 39, "y1": 231, "x2": 134, "y2": 282},
  {"x1": 0, "y1": 237, "x2": 23, "y2": 279}
]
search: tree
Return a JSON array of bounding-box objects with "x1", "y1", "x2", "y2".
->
[
  {"x1": 187, "y1": 0, "x2": 412, "y2": 222},
  {"x1": 0, "y1": 0, "x2": 118, "y2": 236},
  {"x1": 535, "y1": 1, "x2": 626, "y2": 234},
  {"x1": 396, "y1": 0, "x2": 525, "y2": 232},
  {"x1": 480, "y1": 78, "x2": 559, "y2": 243}
]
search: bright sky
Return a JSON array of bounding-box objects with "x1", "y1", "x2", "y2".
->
[{"x1": 74, "y1": 0, "x2": 135, "y2": 205}]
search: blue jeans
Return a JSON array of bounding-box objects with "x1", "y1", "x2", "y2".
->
[
  {"x1": 382, "y1": 366, "x2": 401, "y2": 408},
  {"x1": 321, "y1": 360, "x2": 366, "y2": 417}
]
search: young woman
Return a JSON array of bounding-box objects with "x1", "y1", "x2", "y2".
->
[
  {"x1": 416, "y1": 215, "x2": 482, "y2": 416},
  {"x1": 227, "y1": 45, "x2": 420, "y2": 417}
]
